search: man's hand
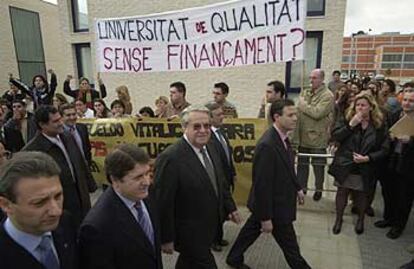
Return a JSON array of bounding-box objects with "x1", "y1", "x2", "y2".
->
[
  {"x1": 8, "y1": 73, "x2": 13, "y2": 79},
  {"x1": 161, "y1": 242, "x2": 174, "y2": 254},
  {"x1": 228, "y1": 211, "x2": 242, "y2": 224},
  {"x1": 260, "y1": 220, "x2": 273, "y2": 233},
  {"x1": 297, "y1": 190, "x2": 305, "y2": 205},
  {"x1": 297, "y1": 96, "x2": 306, "y2": 110},
  {"x1": 353, "y1": 152, "x2": 369, "y2": 163}
]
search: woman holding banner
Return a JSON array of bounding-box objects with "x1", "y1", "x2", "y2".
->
[{"x1": 329, "y1": 93, "x2": 389, "y2": 235}]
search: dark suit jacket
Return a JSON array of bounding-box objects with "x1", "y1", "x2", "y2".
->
[
  {"x1": 329, "y1": 119, "x2": 389, "y2": 191},
  {"x1": 0, "y1": 213, "x2": 78, "y2": 269},
  {"x1": 3, "y1": 112, "x2": 37, "y2": 152},
  {"x1": 209, "y1": 128, "x2": 236, "y2": 189},
  {"x1": 23, "y1": 132, "x2": 94, "y2": 226},
  {"x1": 247, "y1": 126, "x2": 302, "y2": 224},
  {"x1": 79, "y1": 187, "x2": 163, "y2": 269},
  {"x1": 65, "y1": 123, "x2": 97, "y2": 193},
  {"x1": 154, "y1": 138, "x2": 237, "y2": 254},
  {"x1": 387, "y1": 109, "x2": 414, "y2": 175},
  {"x1": 70, "y1": 123, "x2": 92, "y2": 166}
]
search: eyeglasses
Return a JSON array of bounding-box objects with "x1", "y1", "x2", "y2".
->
[{"x1": 191, "y1": 123, "x2": 211, "y2": 131}]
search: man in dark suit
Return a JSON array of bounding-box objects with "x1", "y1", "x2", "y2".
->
[
  {"x1": 154, "y1": 104, "x2": 241, "y2": 269},
  {"x1": 0, "y1": 151, "x2": 78, "y2": 269},
  {"x1": 3, "y1": 99, "x2": 37, "y2": 152},
  {"x1": 60, "y1": 103, "x2": 93, "y2": 168},
  {"x1": 375, "y1": 91, "x2": 414, "y2": 240},
  {"x1": 206, "y1": 102, "x2": 237, "y2": 252},
  {"x1": 79, "y1": 144, "x2": 162, "y2": 269},
  {"x1": 23, "y1": 105, "x2": 96, "y2": 227},
  {"x1": 226, "y1": 99, "x2": 311, "y2": 269}
]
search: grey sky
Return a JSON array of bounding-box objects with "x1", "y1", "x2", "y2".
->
[{"x1": 344, "y1": 0, "x2": 413, "y2": 36}]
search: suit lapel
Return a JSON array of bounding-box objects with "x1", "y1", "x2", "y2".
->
[
  {"x1": 109, "y1": 188, "x2": 155, "y2": 257},
  {"x1": 180, "y1": 139, "x2": 219, "y2": 198},
  {"x1": 269, "y1": 128, "x2": 297, "y2": 179},
  {"x1": 52, "y1": 222, "x2": 70, "y2": 269}
]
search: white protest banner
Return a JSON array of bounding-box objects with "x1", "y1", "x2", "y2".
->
[{"x1": 95, "y1": 0, "x2": 306, "y2": 73}]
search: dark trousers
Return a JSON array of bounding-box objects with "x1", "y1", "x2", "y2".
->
[
  {"x1": 297, "y1": 147, "x2": 326, "y2": 191},
  {"x1": 394, "y1": 172, "x2": 414, "y2": 229},
  {"x1": 176, "y1": 248, "x2": 217, "y2": 269},
  {"x1": 227, "y1": 214, "x2": 311, "y2": 269},
  {"x1": 214, "y1": 221, "x2": 224, "y2": 244},
  {"x1": 378, "y1": 168, "x2": 399, "y2": 222}
]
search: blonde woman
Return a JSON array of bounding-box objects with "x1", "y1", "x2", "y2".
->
[
  {"x1": 115, "y1": 85, "x2": 133, "y2": 115},
  {"x1": 329, "y1": 93, "x2": 389, "y2": 235},
  {"x1": 154, "y1": 95, "x2": 169, "y2": 118}
]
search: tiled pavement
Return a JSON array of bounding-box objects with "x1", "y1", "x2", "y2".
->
[{"x1": 91, "y1": 179, "x2": 414, "y2": 269}]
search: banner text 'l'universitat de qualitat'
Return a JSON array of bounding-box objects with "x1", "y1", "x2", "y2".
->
[
  {"x1": 79, "y1": 118, "x2": 268, "y2": 204},
  {"x1": 95, "y1": 0, "x2": 306, "y2": 73}
]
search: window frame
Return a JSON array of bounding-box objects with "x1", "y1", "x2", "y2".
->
[
  {"x1": 9, "y1": 6, "x2": 46, "y2": 85},
  {"x1": 307, "y1": 0, "x2": 326, "y2": 17},
  {"x1": 71, "y1": 0, "x2": 89, "y2": 32},
  {"x1": 74, "y1": 43, "x2": 91, "y2": 80},
  {"x1": 285, "y1": 31, "x2": 324, "y2": 93}
]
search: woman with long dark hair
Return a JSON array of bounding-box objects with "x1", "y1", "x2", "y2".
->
[{"x1": 93, "y1": 98, "x2": 111, "y2": 118}]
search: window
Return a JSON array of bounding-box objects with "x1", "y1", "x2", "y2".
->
[
  {"x1": 382, "y1": 54, "x2": 402, "y2": 62},
  {"x1": 404, "y1": 54, "x2": 414, "y2": 62},
  {"x1": 342, "y1": 55, "x2": 356, "y2": 63},
  {"x1": 9, "y1": 7, "x2": 46, "y2": 85},
  {"x1": 71, "y1": 0, "x2": 89, "y2": 32},
  {"x1": 75, "y1": 44, "x2": 92, "y2": 81},
  {"x1": 381, "y1": 63, "x2": 401, "y2": 69},
  {"x1": 307, "y1": 0, "x2": 325, "y2": 16},
  {"x1": 286, "y1": 31, "x2": 323, "y2": 93},
  {"x1": 403, "y1": 63, "x2": 414, "y2": 69}
]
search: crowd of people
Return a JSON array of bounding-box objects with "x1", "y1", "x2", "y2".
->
[{"x1": 0, "y1": 68, "x2": 413, "y2": 269}]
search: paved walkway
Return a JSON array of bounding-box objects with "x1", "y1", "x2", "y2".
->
[
  {"x1": 92, "y1": 179, "x2": 414, "y2": 268},
  {"x1": 161, "y1": 182, "x2": 414, "y2": 268}
]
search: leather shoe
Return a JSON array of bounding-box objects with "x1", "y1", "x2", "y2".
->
[
  {"x1": 219, "y1": 239, "x2": 229, "y2": 246},
  {"x1": 313, "y1": 191, "x2": 322, "y2": 201},
  {"x1": 400, "y1": 260, "x2": 414, "y2": 269},
  {"x1": 226, "y1": 260, "x2": 252, "y2": 269},
  {"x1": 211, "y1": 243, "x2": 222, "y2": 252},
  {"x1": 387, "y1": 227, "x2": 403, "y2": 239},
  {"x1": 332, "y1": 218, "x2": 343, "y2": 235},
  {"x1": 355, "y1": 219, "x2": 364, "y2": 234},
  {"x1": 374, "y1": 219, "x2": 392, "y2": 228}
]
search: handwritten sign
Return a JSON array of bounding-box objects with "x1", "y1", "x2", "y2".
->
[{"x1": 95, "y1": 0, "x2": 306, "y2": 73}]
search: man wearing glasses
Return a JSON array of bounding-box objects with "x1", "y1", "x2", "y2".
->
[{"x1": 154, "y1": 104, "x2": 240, "y2": 269}]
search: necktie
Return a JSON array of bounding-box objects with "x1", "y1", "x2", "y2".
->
[
  {"x1": 134, "y1": 201, "x2": 155, "y2": 248},
  {"x1": 200, "y1": 148, "x2": 218, "y2": 195},
  {"x1": 216, "y1": 129, "x2": 230, "y2": 163},
  {"x1": 284, "y1": 137, "x2": 295, "y2": 166},
  {"x1": 37, "y1": 235, "x2": 60, "y2": 269},
  {"x1": 69, "y1": 126, "x2": 85, "y2": 158}
]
